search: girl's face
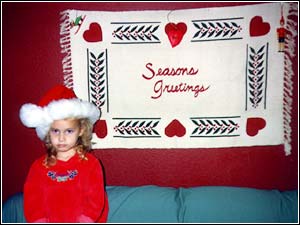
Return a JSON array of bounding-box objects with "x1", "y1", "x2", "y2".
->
[{"x1": 49, "y1": 118, "x2": 84, "y2": 160}]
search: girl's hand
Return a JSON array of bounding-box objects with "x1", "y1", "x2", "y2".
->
[{"x1": 77, "y1": 214, "x2": 94, "y2": 223}]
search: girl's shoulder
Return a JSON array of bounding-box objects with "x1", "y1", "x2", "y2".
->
[
  {"x1": 31, "y1": 155, "x2": 46, "y2": 166},
  {"x1": 27, "y1": 155, "x2": 48, "y2": 174},
  {"x1": 85, "y1": 152, "x2": 99, "y2": 162}
]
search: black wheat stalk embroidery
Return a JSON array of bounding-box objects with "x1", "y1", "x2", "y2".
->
[
  {"x1": 114, "y1": 120, "x2": 160, "y2": 136},
  {"x1": 193, "y1": 21, "x2": 242, "y2": 39},
  {"x1": 89, "y1": 52, "x2": 106, "y2": 108},
  {"x1": 112, "y1": 25, "x2": 159, "y2": 41},
  {"x1": 191, "y1": 118, "x2": 239, "y2": 136},
  {"x1": 248, "y1": 45, "x2": 265, "y2": 108}
]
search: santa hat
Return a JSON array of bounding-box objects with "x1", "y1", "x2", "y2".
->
[{"x1": 19, "y1": 85, "x2": 100, "y2": 140}]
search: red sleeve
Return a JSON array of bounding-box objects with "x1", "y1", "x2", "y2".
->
[
  {"x1": 82, "y1": 154, "x2": 109, "y2": 222},
  {"x1": 24, "y1": 157, "x2": 48, "y2": 222}
]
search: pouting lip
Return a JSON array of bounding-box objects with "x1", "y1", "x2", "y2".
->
[{"x1": 57, "y1": 144, "x2": 68, "y2": 148}]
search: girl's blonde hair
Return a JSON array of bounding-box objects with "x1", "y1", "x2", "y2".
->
[{"x1": 43, "y1": 118, "x2": 93, "y2": 167}]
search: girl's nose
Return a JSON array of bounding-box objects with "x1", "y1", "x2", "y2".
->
[{"x1": 58, "y1": 133, "x2": 65, "y2": 142}]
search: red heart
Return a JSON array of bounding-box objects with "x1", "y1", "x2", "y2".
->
[
  {"x1": 246, "y1": 117, "x2": 266, "y2": 136},
  {"x1": 249, "y1": 16, "x2": 270, "y2": 37},
  {"x1": 165, "y1": 119, "x2": 186, "y2": 137},
  {"x1": 93, "y1": 119, "x2": 107, "y2": 138},
  {"x1": 165, "y1": 22, "x2": 187, "y2": 48},
  {"x1": 83, "y1": 22, "x2": 102, "y2": 42}
]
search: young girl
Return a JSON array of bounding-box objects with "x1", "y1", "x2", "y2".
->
[{"x1": 19, "y1": 84, "x2": 109, "y2": 223}]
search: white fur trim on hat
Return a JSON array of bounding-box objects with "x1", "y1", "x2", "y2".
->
[{"x1": 19, "y1": 98, "x2": 100, "y2": 140}]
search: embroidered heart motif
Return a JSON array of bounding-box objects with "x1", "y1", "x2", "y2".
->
[
  {"x1": 249, "y1": 16, "x2": 270, "y2": 37},
  {"x1": 165, "y1": 119, "x2": 186, "y2": 137},
  {"x1": 246, "y1": 117, "x2": 266, "y2": 136},
  {"x1": 93, "y1": 119, "x2": 107, "y2": 138},
  {"x1": 83, "y1": 22, "x2": 102, "y2": 42},
  {"x1": 165, "y1": 22, "x2": 187, "y2": 48}
]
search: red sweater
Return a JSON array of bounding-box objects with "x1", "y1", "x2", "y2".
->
[{"x1": 24, "y1": 153, "x2": 109, "y2": 223}]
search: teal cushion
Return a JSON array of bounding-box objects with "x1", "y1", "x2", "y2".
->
[
  {"x1": 106, "y1": 185, "x2": 180, "y2": 223},
  {"x1": 179, "y1": 186, "x2": 297, "y2": 223},
  {"x1": 278, "y1": 190, "x2": 298, "y2": 222},
  {"x1": 2, "y1": 192, "x2": 26, "y2": 223}
]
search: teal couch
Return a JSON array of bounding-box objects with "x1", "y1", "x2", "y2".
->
[{"x1": 2, "y1": 185, "x2": 298, "y2": 223}]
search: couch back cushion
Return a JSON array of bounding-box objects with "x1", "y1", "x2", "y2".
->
[
  {"x1": 106, "y1": 185, "x2": 180, "y2": 223},
  {"x1": 179, "y1": 186, "x2": 298, "y2": 223},
  {"x1": 3, "y1": 185, "x2": 297, "y2": 223}
]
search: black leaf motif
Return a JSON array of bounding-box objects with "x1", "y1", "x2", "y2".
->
[
  {"x1": 207, "y1": 120, "x2": 214, "y2": 126},
  {"x1": 215, "y1": 30, "x2": 223, "y2": 37},
  {"x1": 130, "y1": 25, "x2": 138, "y2": 32},
  {"x1": 138, "y1": 35, "x2": 144, "y2": 40},
  {"x1": 250, "y1": 47, "x2": 256, "y2": 54},
  {"x1": 208, "y1": 31, "x2": 215, "y2": 38},
  {"x1": 132, "y1": 121, "x2": 139, "y2": 127},
  {"x1": 257, "y1": 75, "x2": 264, "y2": 82},
  {"x1": 224, "y1": 22, "x2": 230, "y2": 28},
  {"x1": 206, "y1": 128, "x2": 213, "y2": 134},
  {"x1": 221, "y1": 120, "x2": 229, "y2": 126},
  {"x1": 232, "y1": 22, "x2": 238, "y2": 27},
  {"x1": 200, "y1": 120, "x2": 207, "y2": 126},
  {"x1": 118, "y1": 121, "x2": 125, "y2": 127},
  {"x1": 231, "y1": 30, "x2": 238, "y2": 37},
  {"x1": 153, "y1": 121, "x2": 159, "y2": 127},
  {"x1": 145, "y1": 25, "x2": 152, "y2": 33},
  {"x1": 116, "y1": 34, "x2": 123, "y2": 40},
  {"x1": 98, "y1": 52, "x2": 104, "y2": 59},
  {"x1": 198, "y1": 128, "x2": 206, "y2": 134},
  {"x1": 90, "y1": 52, "x2": 96, "y2": 59},
  {"x1": 130, "y1": 35, "x2": 137, "y2": 40},
  {"x1": 257, "y1": 45, "x2": 265, "y2": 54},
  {"x1": 138, "y1": 25, "x2": 145, "y2": 32},
  {"x1": 139, "y1": 121, "x2": 145, "y2": 127},
  {"x1": 146, "y1": 121, "x2": 152, "y2": 127},
  {"x1": 152, "y1": 25, "x2": 159, "y2": 32},
  {"x1": 152, "y1": 35, "x2": 159, "y2": 40},
  {"x1": 228, "y1": 120, "x2": 236, "y2": 125},
  {"x1": 200, "y1": 30, "x2": 208, "y2": 38},
  {"x1": 145, "y1": 35, "x2": 151, "y2": 41},
  {"x1": 100, "y1": 94, "x2": 105, "y2": 100},
  {"x1": 249, "y1": 83, "x2": 255, "y2": 90},
  {"x1": 123, "y1": 34, "x2": 130, "y2": 40},
  {"x1": 257, "y1": 61, "x2": 264, "y2": 68},
  {"x1": 125, "y1": 121, "x2": 132, "y2": 127},
  {"x1": 193, "y1": 30, "x2": 201, "y2": 39},
  {"x1": 248, "y1": 69, "x2": 254, "y2": 75},
  {"x1": 192, "y1": 127, "x2": 198, "y2": 135},
  {"x1": 256, "y1": 68, "x2": 264, "y2": 75},
  {"x1": 123, "y1": 26, "x2": 130, "y2": 32},
  {"x1": 214, "y1": 120, "x2": 221, "y2": 126},
  {"x1": 193, "y1": 23, "x2": 201, "y2": 29},
  {"x1": 228, "y1": 128, "x2": 235, "y2": 134},
  {"x1": 216, "y1": 22, "x2": 222, "y2": 28},
  {"x1": 192, "y1": 119, "x2": 200, "y2": 126},
  {"x1": 208, "y1": 22, "x2": 215, "y2": 28},
  {"x1": 201, "y1": 23, "x2": 208, "y2": 29},
  {"x1": 115, "y1": 26, "x2": 123, "y2": 32},
  {"x1": 223, "y1": 30, "x2": 230, "y2": 36},
  {"x1": 213, "y1": 127, "x2": 221, "y2": 134},
  {"x1": 257, "y1": 54, "x2": 264, "y2": 61}
]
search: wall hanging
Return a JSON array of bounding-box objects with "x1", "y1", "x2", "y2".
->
[{"x1": 60, "y1": 3, "x2": 297, "y2": 154}]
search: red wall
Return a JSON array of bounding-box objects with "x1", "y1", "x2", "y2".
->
[{"x1": 2, "y1": 2, "x2": 298, "y2": 203}]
